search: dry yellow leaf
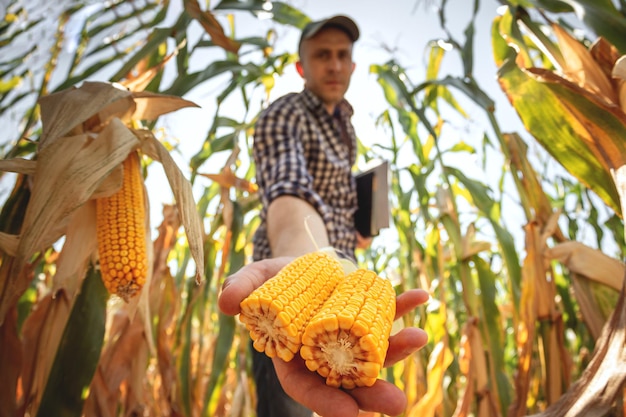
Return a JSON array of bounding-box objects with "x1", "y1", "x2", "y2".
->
[
  {"x1": 0, "y1": 158, "x2": 36, "y2": 176},
  {"x1": 120, "y1": 48, "x2": 179, "y2": 93},
  {"x1": 611, "y1": 55, "x2": 626, "y2": 80},
  {"x1": 51, "y1": 201, "x2": 98, "y2": 295},
  {"x1": 129, "y1": 91, "x2": 200, "y2": 122},
  {"x1": 38, "y1": 81, "x2": 133, "y2": 149},
  {"x1": 612, "y1": 55, "x2": 626, "y2": 112},
  {"x1": 545, "y1": 241, "x2": 624, "y2": 291},
  {"x1": 19, "y1": 291, "x2": 72, "y2": 416},
  {"x1": 82, "y1": 309, "x2": 148, "y2": 416},
  {"x1": 460, "y1": 223, "x2": 491, "y2": 260},
  {"x1": 0, "y1": 233, "x2": 19, "y2": 257},
  {"x1": 184, "y1": 0, "x2": 240, "y2": 54},
  {"x1": 552, "y1": 24, "x2": 617, "y2": 105},
  {"x1": 139, "y1": 130, "x2": 205, "y2": 284},
  {"x1": 407, "y1": 341, "x2": 454, "y2": 417},
  {"x1": 199, "y1": 171, "x2": 258, "y2": 193},
  {"x1": 90, "y1": 164, "x2": 123, "y2": 200}
]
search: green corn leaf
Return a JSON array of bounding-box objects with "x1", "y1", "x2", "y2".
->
[
  {"x1": 0, "y1": 17, "x2": 42, "y2": 47},
  {"x1": 177, "y1": 277, "x2": 198, "y2": 417},
  {"x1": 36, "y1": 265, "x2": 107, "y2": 417},
  {"x1": 201, "y1": 200, "x2": 243, "y2": 416},
  {"x1": 165, "y1": 61, "x2": 262, "y2": 97},
  {"x1": 371, "y1": 62, "x2": 438, "y2": 139},
  {"x1": 214, "y1": 0, "x2": 309, "y2": 28},
  {"x1": 475, "y1": 256, "x2": 513, "y2": 413},
  {"x1": 85, "y1": 2, "x2": 160, "y2": 40},
  {"x1": 496, "y1": 57, "x2": 623, "y2": 214},
  {"x1": 459, "y1": 0, "x2": 479, "y2": 77},
  {"x1": 202, "y1": 312, "x2": 236, "y2": 416},
  {"x1": 522, "y1": 0, "x2": 573, "y2": 12},
  {"x1": 445, "y1": 166, "x2": 522, "y2": 303},
  {"x1": 228, "y1": 201, "x2": 246, "y2": 273},
  {"x1": 420, "y1": 76, "x2": 494, "y2": 112},
  {"x1": 108, "y1": 27, "x2": 174, "y2": 84},
  {"x1": 492, "y1": 9, "x2": 533, "y2": 69},
  {"x1": 407, "y1": 163, "x2": 435, "y2": 222}
]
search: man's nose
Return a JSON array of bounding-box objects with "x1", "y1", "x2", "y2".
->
[{"x1": 328, "y1": 57, "x2": 342, "y2": 72}]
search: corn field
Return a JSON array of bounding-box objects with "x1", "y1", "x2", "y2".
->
[{"x1": 1, "y1": 0, "x2": 625, "y2": 416}]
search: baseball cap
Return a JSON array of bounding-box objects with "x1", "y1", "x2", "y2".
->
[{"x1": 298, "y1": 15, "x2": 360, "y2": 50}]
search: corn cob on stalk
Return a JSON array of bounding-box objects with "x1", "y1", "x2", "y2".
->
[
  {"x1": 239, "y1": 251, "x2": 345, "y2": 362},
  {"x1": 300, "y1": 269, "x2": 396, "y2": 389},
  {"x1": 96, "y1": 151, "x2": 148, "y2": 302}
]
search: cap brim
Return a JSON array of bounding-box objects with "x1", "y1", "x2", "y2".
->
[{"x1": 302, "y1": 15, "x2": 359, "y2": 42}]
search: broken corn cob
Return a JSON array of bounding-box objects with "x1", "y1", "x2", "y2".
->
[
  {"x1": 96, "y1": 151, "x2": 148, "y2": 302},
  {"x1": 239, "y1": 251, "x2": 345, "y2": 362},
  {"x1": 300, "y1": 269, "x2": 396, "y2": 389}
]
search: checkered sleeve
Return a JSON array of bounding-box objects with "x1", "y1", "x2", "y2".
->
[{"x1": 253, "y1": 99, "x2": 329, "y2": 220}]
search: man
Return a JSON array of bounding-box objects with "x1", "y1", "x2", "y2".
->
[
  {"x1": 252, "y1": 14, "x2": 363, "y2": 265},
  {"x1": 219, "y1": 15, "x2": 429, "y2": 416}
]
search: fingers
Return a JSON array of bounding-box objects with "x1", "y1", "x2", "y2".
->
[
  {"x1": 219, "y1": 260, "x2": 429, "y2": 318},
  {"x1": 384, "y1": 327, "x2": 428, "y2": 367},
  {"x1": 386, "y1": 289, "x2": 429, "y2": 367},
  {"x1": 355, "y1": 232, "x2": 373, "y2": 249},
  {"x1": 274, "y1": 358, "x2": 410, "y2": 417},
  {"x1": 217, "y1": 257, "x2": 293, "y2": 315},
  {"x1": 395, "y1": 288, "x2": 430, "y2": 319},
  {"x1": 274, "y1": 357, "x2": 361, "y2": 417},
  {"x1": 274, "y1": 348, "x2": 420, "y2": 417},
  {"x1": 349, "y1": 380, "x2": 408, "y2": 416},
  {"x1": 263, "y1": 286, "x2": 428, "y2": 417}
]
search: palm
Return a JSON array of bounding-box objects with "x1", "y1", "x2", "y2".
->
[{"x1": 272, "y1": 290, "x2": 429, "y2": 417}]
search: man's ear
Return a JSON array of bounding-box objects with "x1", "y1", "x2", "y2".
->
[{"x1": 295, "y1": 61, "x2": 305, "y2": 78}]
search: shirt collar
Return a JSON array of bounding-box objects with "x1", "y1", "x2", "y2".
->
[{"x1": 301, "y1": 88, "x2": 354, "y2": 119}]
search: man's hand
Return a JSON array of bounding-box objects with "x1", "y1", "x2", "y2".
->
[
  {"x1": 356, "y1": 232, "x2": 373, "y2": 249},
  {"x1": 218, "y1": 257, "x2": 429, "y2": 417}
]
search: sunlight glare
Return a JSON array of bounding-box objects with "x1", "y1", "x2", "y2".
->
[
  {"x1": 437, "y1": 39, "x2": 453, "y2": 51},
  {"x1": 257, "y1": 0, "x2": 274, "y2": 19}
]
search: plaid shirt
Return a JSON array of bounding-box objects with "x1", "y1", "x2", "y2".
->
[{"x1": 252, "y1": 88, "x2": 358, "y2": 261}]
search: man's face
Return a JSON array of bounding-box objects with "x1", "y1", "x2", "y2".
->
[{"x1": 297, "y1": 27, "x2": 356, "y2": 113}]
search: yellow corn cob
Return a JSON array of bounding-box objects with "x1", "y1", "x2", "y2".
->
[
  {"x1": 300, "y1": 269, "x2": 396, "y2": 389},
  {"x1": 239, "y1": 251, "x2": 345, "y2": 362},
  {"x1": 96, "y1": 151, "x2": 148, "y2": 302}
]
